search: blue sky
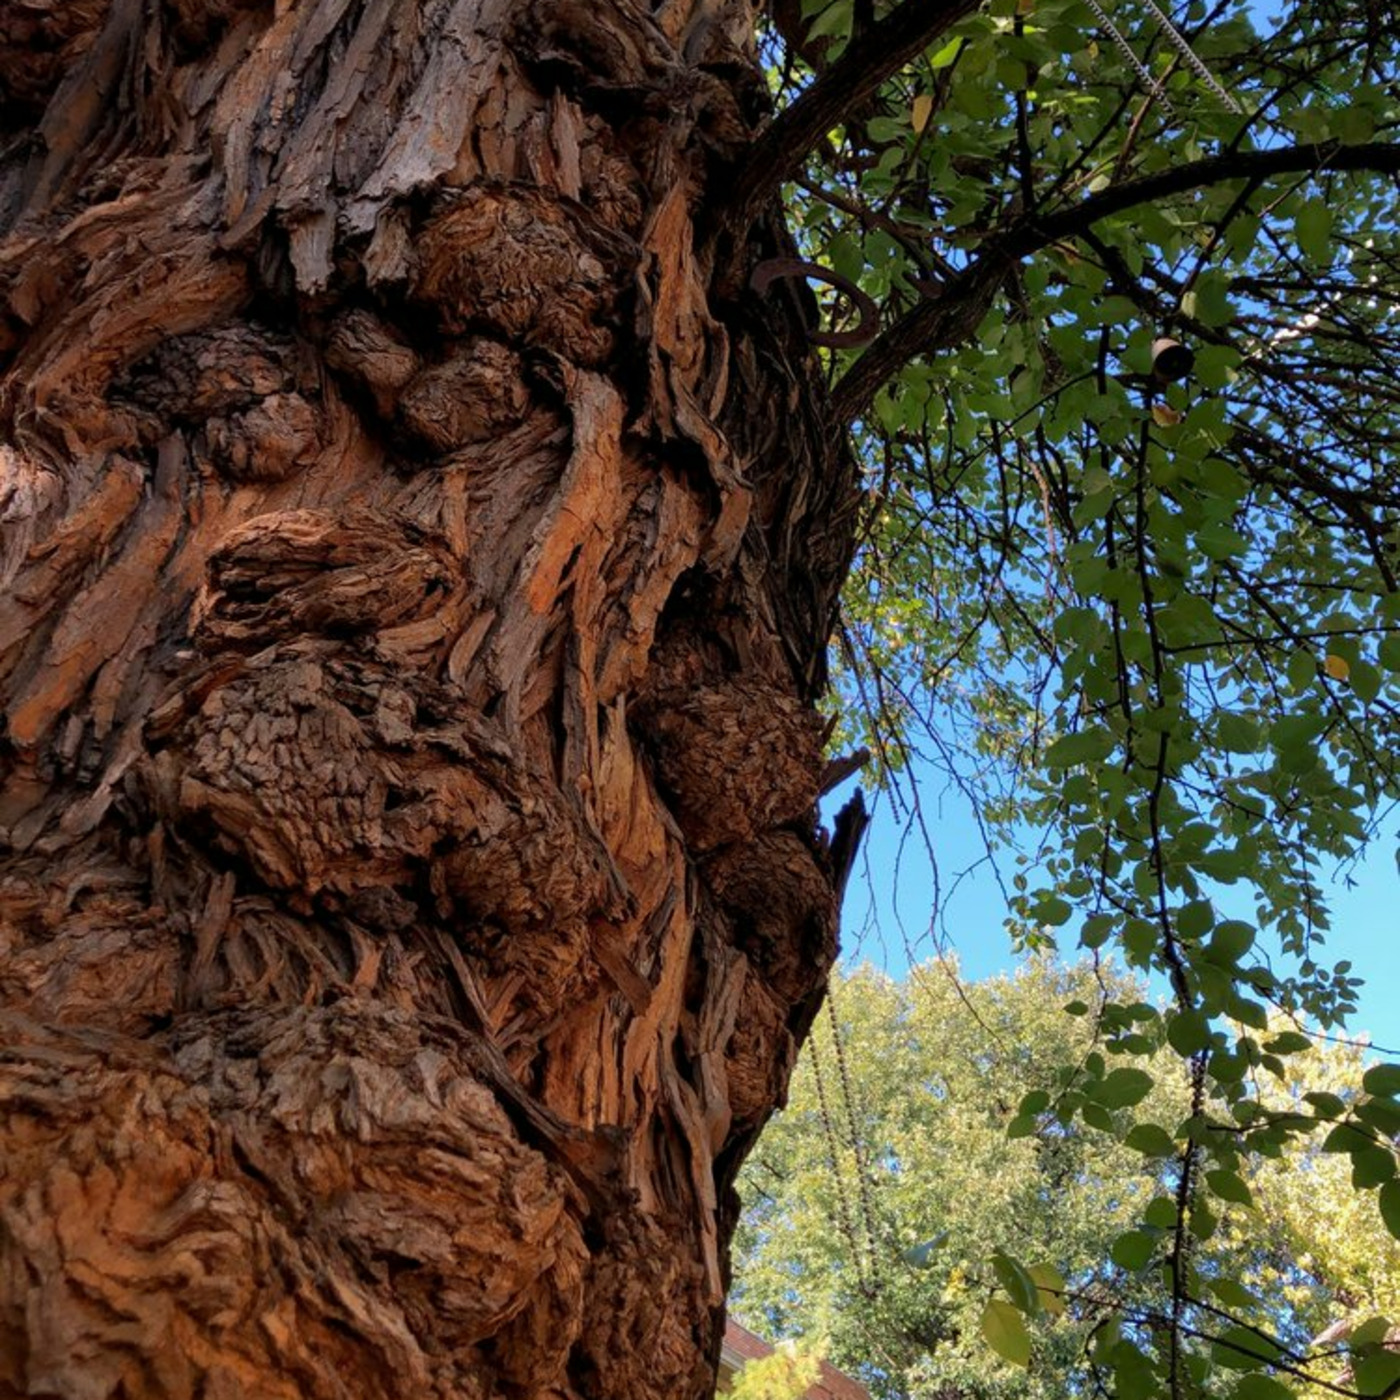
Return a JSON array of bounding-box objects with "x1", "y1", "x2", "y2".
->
[{"x1": 828, "y1": 771, "x2": 1400, "y2": 1051}]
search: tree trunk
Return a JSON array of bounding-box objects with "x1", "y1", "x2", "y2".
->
[{"x1": 0, "y1": 2, "x2": 858, "y2": 1396}]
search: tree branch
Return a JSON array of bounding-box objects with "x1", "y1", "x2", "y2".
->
[
  {"x1": 830, "y1": 140, "x2": 1400, "y2": 424},
  {"x1": 829, "y1": 260, "x2": 1008, "y2": 425},
  {"x1": 1020, "y1": 140, "x2": 1400, "y2": 253},
  {"x1": 723, "y1": 0, "x2": 981, "y2": 237}
]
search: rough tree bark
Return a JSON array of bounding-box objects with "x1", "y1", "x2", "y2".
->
[{"x1": 0, "y1": 1, "x2": 861, "y2": 1396}]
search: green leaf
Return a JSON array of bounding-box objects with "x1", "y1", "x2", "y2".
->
[
  {"x1": 1192, "y1": 274, "x2": 1235, "y2": 327},
  {"x1": 1210, "y1": 1278, "x2": 1261, "y2": 1312},
  {"x1": 1028, "y1": 1262, "x2": 1067, "y2": 1316},
  {"x1": 1229, "y1": 995, "x2": 1269, "y2": 1031},
  {"x1": 1208, "y1": 921, "x2": 1255, "y2": 963},
  {"x1": 806, "y1": 0, "x2": 852, "y2": 40},
  {"x1": 1044, "y1": 727, "x2": 1116, "y2": 767},
  {"x1": 1217, "y1": 713, "x2": 1263, "y2": 754},
  {"x1": 1167, "y1": 1011, "x2": 1212, "y2": 1056},
  {"x1": 1112, "y1": 1339, "x2": 1157, "y2": 1400},
  {"x1": 1287, "y1": 649, "x2": 1318, "y2": 691},
  {"x1": 1379, "y1": 1180, "x2": 1400, "y2": 1241},
  {"x1": 1363, "y1": 1065, "x2": 1400, "y2": 1097},
  {"x1": 1082, "y1": 1102, "x2": 1115, "y2": 1132},
  {"x1": 1357, "y1": 1099, "x2": 1400, "y2": 1138},
  {"x1": 1233, "y1": 1375, "x2": 1294, "y2": 1400},
  {"x1": 1353, "y1": 1147, "x2": 1396, "y2": 1188},
  {"x1": 1322, "y1": 1124, "x2": 1374, "y2": 1154},
  {"x1": 980, "y1": 1298, "x2": 1032, "y2": 1368},
  {"x1": 928, "y1": 36, "x2": 962, "y2": 68},
  {"x1": 1081, "y1": 914, "x2": 1114, "y2": 950},
  {"x1": 1213, "y1": 1327, "x2": 1282, "y2": 1370},
  {"x1": 1262, "y1": 1032, "x2": 1311, "y2": 1055},
  {"x1": 1144, "y1": 1195, "x2": 1178, "y2": 1228},
  {"x1": 1351, "y1": 1317, "x2": 1393, "y2": 1349},
  {"x1": 903, "y1": 1233, "x2": 950, "y2": 1268},
  {"x1": 1272, "y1": 713, "x2": 1329, "y2": 751},
  {"x1": 992, "y1": 1252, "x2": 1041, "y2": 1316},
  {"x1": 1178, "y1": 900, "x2": 1215, "y2": 939},
  {"x1": 1095, "y1": 1068, "x2": 1155, "y2": 1109},
  {"x1": 1351, "y1": 660, "x2": 1382, "y2": 704},
  {"x1": 1295, "y1": 198, "x2": 1334, "y2": 262},
  {"x1": 1355, "y1": 1349, "x2": 1400, "y2": 1398},
  {"x1": 1033, "y1": 894, "x2": 1073, "y2": 926},
  {"x1": 1110, "y1": 1230, "x2": 1155, "y2": 1271},
  {"x1": 1305, "y1": 1091, "x2": 1347, "y2": 1119},
  {"x1": 1125, "y1": 1123, "x2": 1176, "y2": 1157},
  {"x1": 1205, "y1": 1169, "x2": 1253, "y2": 1207}
]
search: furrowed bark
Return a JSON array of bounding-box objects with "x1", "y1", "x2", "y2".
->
[{"x1": 0, "y1": 2, "x2": 859, "y2": 1396}]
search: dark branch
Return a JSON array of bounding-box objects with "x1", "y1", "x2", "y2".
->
[
  {"x1": 1020, "y1": 140, "x2": 1400, "y2": 254},
  {"x1": 829, "y1": 261, "x2": 1008, "y2": 425},
  {"x1": 724, "y1": 0, "x2": 981, "y2": 237},
  {"x1": 830, "y1": 140, "x2": 1400, "y2": 423}
]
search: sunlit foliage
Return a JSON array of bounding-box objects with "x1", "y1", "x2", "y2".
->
[
  {"x1": 734, "y1": 964, "x2": 1399, "y2": 1400},
  {"x1": 753, "y1": 0, "x2": 1400, "y2": 1392}
]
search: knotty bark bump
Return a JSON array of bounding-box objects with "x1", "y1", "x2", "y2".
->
[{"x1": 0, "y1": 1, "x2": 858, "y2": 1396}]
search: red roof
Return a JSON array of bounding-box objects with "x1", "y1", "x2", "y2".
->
[{"x1": 722, "y1": 1319, "x2": 873, "y2": 1400}]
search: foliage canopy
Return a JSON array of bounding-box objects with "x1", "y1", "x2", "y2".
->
[
  {"x1": 744, "y1": 0, "x2": 1400, "y2": 1395},
  {"x1": 733, "y1": 964, "x2": 1400, "y2": 1400}
]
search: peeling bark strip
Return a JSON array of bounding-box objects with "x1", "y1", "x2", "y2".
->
[{"x1": 0, "y1": 2, "x2": 858, "y2": 1398}]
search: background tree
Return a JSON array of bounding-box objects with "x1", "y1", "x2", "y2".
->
[
  {"x1": 727, "y1": 1339, "x2": 828, "y2": 1400},
  {"x1": 733, "y1": 964, "x2": 1400, "y2": 1400},
  {"x1": 733, "y1": 960, "x2": 1181, "y2": 1400},
  {"x1": 2, "y1": 0, "x2": 1399, "y2": 1394}
]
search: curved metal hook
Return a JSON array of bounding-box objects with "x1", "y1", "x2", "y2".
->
[{"x1": 749, "y1": 257, "x2": 881, "y2": 348}]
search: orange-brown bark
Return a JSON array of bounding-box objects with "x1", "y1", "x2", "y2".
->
[{"x1": 0, "y1": 2, "x2": 858, "y2": 1395}]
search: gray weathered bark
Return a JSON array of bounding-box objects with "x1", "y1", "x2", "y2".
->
[{"x1": 0, "y1": 2, "x2": 858, "y2": 1395}]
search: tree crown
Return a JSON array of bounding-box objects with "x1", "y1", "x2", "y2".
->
[{"x1": 740, "y1": 1, "x2": 1400, "y2": 1395}]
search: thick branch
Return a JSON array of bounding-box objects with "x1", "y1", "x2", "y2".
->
[
  {"x1": 829, "y1": 261, "x2": 1008, "y2": 424},
  {"x1": 831, "y1": 140, "x2": 1400, "y2": 423},
  {"x1": 724, "y1": 0, "x2": 980, "y2": 236},
  {"x1": 1020, "y1": 140, "x2": 1400, "y2": 252}
]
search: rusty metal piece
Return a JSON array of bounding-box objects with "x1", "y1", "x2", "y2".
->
[{"x1": 749, "y1": 256, "x2": 881, "y2": 348}]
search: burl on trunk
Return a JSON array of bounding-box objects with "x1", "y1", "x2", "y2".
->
[{"x1": 0, "y1": 1, "x2": 860, "y2": 1396}]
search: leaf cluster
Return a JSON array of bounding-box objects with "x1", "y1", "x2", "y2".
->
[
  {"x1": 751, "y1": 2, "x2": 1400, "y2": 1390},
  {"x1": 734, "y1": 963, "x2": 1400, "y2": 1400}
]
